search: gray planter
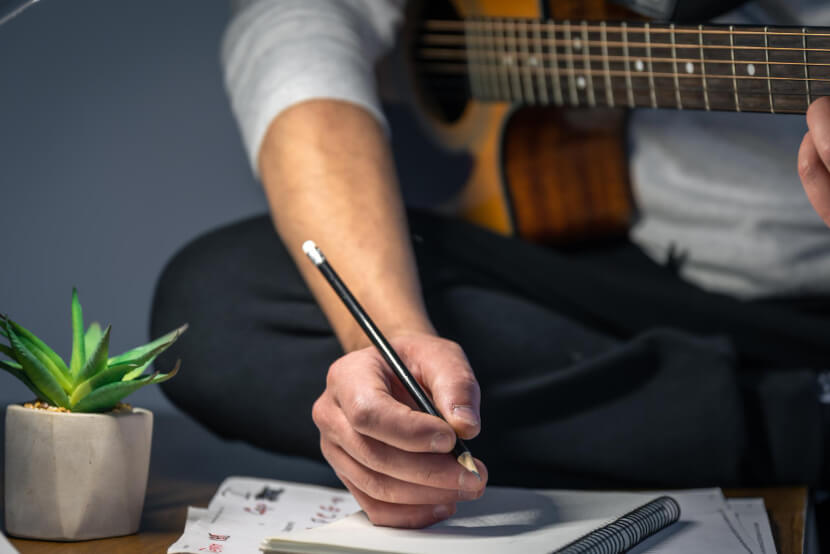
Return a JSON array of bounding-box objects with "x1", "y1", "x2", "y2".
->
[{"x1": 4, "y1": 404, "x2": 153, "y2": 541}]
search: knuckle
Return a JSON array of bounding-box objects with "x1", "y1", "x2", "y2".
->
[
  {"x1": 362, "y1": 472, "x2": 392, "y2": 502},
  {"x1": 311, "y1": 396, "x2": 326, "y2": 426},
  {"x1": 348, "y1": 395, "x2": 377, "y2": 431}
]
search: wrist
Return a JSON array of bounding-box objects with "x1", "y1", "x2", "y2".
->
[{"x1": 341, "y1": 316, "x2": 436, "y2": 352}]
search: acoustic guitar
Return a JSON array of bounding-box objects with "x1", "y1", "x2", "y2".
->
[{"x1": 408, "y1": 0, "x2": 830, "y2": 243}]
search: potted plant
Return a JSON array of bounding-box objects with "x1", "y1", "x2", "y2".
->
[{"x1": 1, "y1": 288, "x2": 185, "y2": 541}]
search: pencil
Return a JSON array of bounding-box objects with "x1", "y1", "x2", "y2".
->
[{"x1": 302, "y1": 240, "x2": 481, "y2": 479}]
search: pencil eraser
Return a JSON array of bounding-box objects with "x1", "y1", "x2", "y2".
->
[{"x1": 302, "y1": 240, "x2": 325, "y2": 265}]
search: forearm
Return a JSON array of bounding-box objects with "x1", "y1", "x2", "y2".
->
[{"x1": 258, "y1": 99, "x2": 434, "y2": 351}]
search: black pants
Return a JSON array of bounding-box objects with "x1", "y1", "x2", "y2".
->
[{"x1": 151, "y1": 211, "x2": 828, "y2": 488}]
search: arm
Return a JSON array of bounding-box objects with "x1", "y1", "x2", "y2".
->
[
  {"x1": 260, "y1": 99, "x2": 487, "y2": 528},
  {"x1": 800, "y1": 97, "x2": 830, "y2": 227},
  {"x1": 223, "y1": 0, "x2": 487, "y2": 528}
]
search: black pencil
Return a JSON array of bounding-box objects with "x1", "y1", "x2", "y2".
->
[{"x1": 302, "y1": 240, "x2": 480, "y2": 479}]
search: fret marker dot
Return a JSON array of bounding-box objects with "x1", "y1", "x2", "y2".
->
[
  {"x1": 635, "y1": 60, "x2": 645, "y2": 72},
  {"x1": 528, "y1": 56, "x2": 539, "y2": 67},
  {"x1": 685, "y1": 62, "x2": 695, "y2": 74},
  {"x1": 573, "y1": 38, "x2": 582, "y2": 51},
  {"x1": 503, "y1": 56, "x2": 513, "y2": 66},
  {"x1": 577, "y1": 76, "x2": 587, "y2": 89},
  {"x1": 747, "y1": 63, "x2": 756, "y2": 76}
]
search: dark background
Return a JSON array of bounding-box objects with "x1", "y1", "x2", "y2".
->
[{"x1": 0, "y1": 0, "x2": 267, "y2": 411}]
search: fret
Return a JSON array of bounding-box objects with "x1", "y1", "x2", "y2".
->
[
  {"x1": 670, "y1": 24, "x2": 682, "y2": 109},
  {"x1": 807, "y1": 28, "x2": 830, "y2": 102},
  {"x1": 549, "y1": 20, "x2": 564, "y2": 105},
  {"x1": 764, "y1": 27, "x2": 775, "y2": 113},
  {"x1": 486, "y1": 20, "x2": 506, "y2": 102},
  {"x1": 622, "y1": 22, "x2": 635, "y2": 107},
  {"x1": 729, "y1": 26, "x2": 741, "y2": 111},
  {"x1": 731, "y1": 26, "x2": 773, "y2": 113},
  {"x1": 519, "y1": 19, "x2": 535, "y2": 104},
  {"x1": 581, "y1": 21, "x2": 596, "y2": 107},
  {"x1": 464, "y1": 20, "x2": 482, "y2": 100},
  {"x1": 563, "y1": 21, "x2": 578, "y2": 106},
  {"x1": 644, "y1": 23, "x2": 658, "y2": 108},
  {"x1": 532, "y1": 19, "x2": 549, "y2": 105},
  {"x1": 804, "y1": 28, "x2": 812, "y2": 107},
  {"x1": 482, "y1": 20, "x2": 498, "y2": 101},
  {"x1": 698, "y1": 25, "x2": 711, "y2": 110},
  {"x1": 505, "y1": 20, "x2": 523, "y2": 102},
  {"x1": 767, "y1": 26, "x2": 813, "y2": 113},
  {"x1": 600, "y1": 21, "x2": 614, "y2": 107}
]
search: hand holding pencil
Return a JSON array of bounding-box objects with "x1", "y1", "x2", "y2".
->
[{"x1": 305, "y1": 241, "x2": 488, "y2": 528}]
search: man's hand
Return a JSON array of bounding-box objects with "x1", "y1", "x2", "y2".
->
[
  {"x1": 312, "y1": 332, "x2": 488, "y2": 528},
  {"x1": 799, "y1": 97, "x2": 830, "y2": 226}
]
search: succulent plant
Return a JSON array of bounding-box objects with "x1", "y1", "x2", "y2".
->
[{"x1": 0, "y1": 288, "x2": 185, "y2": 413}]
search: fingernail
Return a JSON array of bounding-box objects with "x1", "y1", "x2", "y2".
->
[
  {"x1": 458, "y1": 469, "x2": 482, "y2": 491},
  {"x1": 452, "y1": 405, "x2": 480, "y2": 427},
  {"x1": 433, "y1": 504, "x2": 451, "y2": 519},
  {"x1": 430, "y1": 432, "x2": 452, "y2": 453}
]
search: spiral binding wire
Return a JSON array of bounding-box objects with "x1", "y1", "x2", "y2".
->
[{"x1": 555, "y1": 496, "x2": 681, "y2": 554}]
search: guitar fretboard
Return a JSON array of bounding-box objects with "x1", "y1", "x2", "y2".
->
[{"x1": 418, "y1": 19, "x2": 830, "y2": 114}]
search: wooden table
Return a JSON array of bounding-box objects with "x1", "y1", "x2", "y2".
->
[{"x1": 4, "y1": 481, "x2": 808, "y2": 553}]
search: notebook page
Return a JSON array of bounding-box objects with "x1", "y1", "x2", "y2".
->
[
  {"x1": 728, "y1": 499, "x2": 777, "y2": 554},
  {"x1": 263, "y1": 488, "x2": 665, "y2": 554}
]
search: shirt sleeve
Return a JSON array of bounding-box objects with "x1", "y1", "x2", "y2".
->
[{"x1": 221, "y1": 0, "x2": 406, "y2": 176}]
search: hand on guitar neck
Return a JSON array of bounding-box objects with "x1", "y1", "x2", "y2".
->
[{"x1": 800, "y1": 97, "x2": 830, "y2": 227}]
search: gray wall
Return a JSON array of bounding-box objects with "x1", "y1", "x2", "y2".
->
[{"x1": 0, "y1": 0, "x2": 266, "y2": 411}]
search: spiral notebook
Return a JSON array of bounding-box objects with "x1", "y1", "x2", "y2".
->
[{"x1": 260, "y1": 486, "x2": 759, "y2": 554}]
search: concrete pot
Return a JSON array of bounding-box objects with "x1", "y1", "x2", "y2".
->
[{"x1": 4, "y1": 404, "x2": 153, "y2": 541}]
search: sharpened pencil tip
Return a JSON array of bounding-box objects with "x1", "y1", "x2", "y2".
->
[{"x1": 457, "y1": 452, "x2": 480, "y2": 479}]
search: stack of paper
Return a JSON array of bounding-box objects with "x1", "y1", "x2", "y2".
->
[
  {"x1": 0, "y1": 529, "x2": 18, "y2": 554},
  {"x1": 168, "y1": 477, "x2": 359, "y2": 553},
  {"x1": 168, "y1": 477, "x2": 776, "y2": 554}
]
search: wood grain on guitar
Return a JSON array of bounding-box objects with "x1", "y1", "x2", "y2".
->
[{"x1": 411, "y1": 0, "x2": 830, "y2": 243}]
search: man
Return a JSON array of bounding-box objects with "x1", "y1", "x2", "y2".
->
[{"x1": 153, "y1": 0, "x2": 830, "y2": 529}]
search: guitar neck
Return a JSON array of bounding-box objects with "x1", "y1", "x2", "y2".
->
[{"x1": 418, "y1": 19, "x2": 830, "y2": 114}]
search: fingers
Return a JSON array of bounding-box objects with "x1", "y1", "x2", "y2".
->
[
  {"x1": 799, "y1": 130, "x2": 830, "y2": 226},
  {"x1": 337, "y1": 473, "x2": 457, "y2": 528},
  {"x1": 321, "y1": 438, "x2": 483, "y2": 505},
  {"x1": 327, "y1": 352, "x2": 457, "y2": 453},
  {"x1": 406, "y1": 339, "x2": 482, "y2": 440},
  {"x1": 315, "y1": 390, "x2": 488, "y2": 492}
]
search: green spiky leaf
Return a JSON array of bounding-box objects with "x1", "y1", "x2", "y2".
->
[
  {"x1": 69, "y1": 288, "x2": 86, "y2": 379},
  {"x1": 84, "y1": 322, "x2": 103, "y2": 360},
  {"x1": 0, "y1": 343, "x2": 15, "y2": 360},
  {"x1": 5, "y1": 322, "x2": 70, "y2": 408},
  {"x1": 6, "y1": 319, "x2": 70, "y2": 377},
  {"x1": 108, "y1": 324, "x2": 188, "y2": 367},
  {"x1": 75, "y1": 325, "x2": 111, "y2": 385},
  {"x1": 0, "y1": 360, "x2": 49, "y2": 402},
  {"x1": 4, "y1": 319, "x2": 73, "y2": 393},
  {"x1": 72, "y1": 361, "x2": 180, "y2": 413},
  {"x1": 122, "y1": 360, "x2": 151, "y2": 381},
  {"x1": 70, "y1": 359, "x2": 147, "y2": 407}
]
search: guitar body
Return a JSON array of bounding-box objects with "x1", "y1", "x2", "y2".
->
[{"x1": 412, "y1": 0, "x2": 635, "y2": 243}]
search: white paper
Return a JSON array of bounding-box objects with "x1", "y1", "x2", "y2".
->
[
  {"x1": 728, "y1": 498, "x2": 777, "y2": 554},
  {"x1": 0, "y1": 530, "x2": 18, "y2": 554},
  {"x1": 167, "y1": 477, "x2": 360, "y2": 554},
  {"x1": 262, "y1": 487, "x2": 758, "y2": 554}
]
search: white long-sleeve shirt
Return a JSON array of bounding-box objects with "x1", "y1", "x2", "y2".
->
[{"x1": 222, "y1": 0, "x2": 830, "y2": 299}]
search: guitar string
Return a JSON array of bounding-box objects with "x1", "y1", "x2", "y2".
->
[
  {"x1": 419, "y1": 48, "x2": 830, "y2": 69},
  {"x1": 421, "y1": 63, "x2": 830, "y2": 85},
  {"x1": 421, "y1": 33, "x2": 830, "y2": 54},
  {"x1": 424, "y1": 19, "x2": 830, "y2": 39}
]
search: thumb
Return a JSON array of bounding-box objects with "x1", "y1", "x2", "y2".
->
[{"x1": 423, "y1": 348, "x2": 481, "y2": 441}]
